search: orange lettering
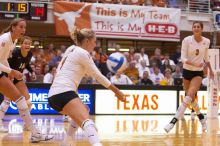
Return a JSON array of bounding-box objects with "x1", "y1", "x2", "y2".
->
[
  {"x1": 142, "y1": 95, "x2": 149, "y2": 110},
  {"x1": 132, "y1": 95, "x2": 139, "y2": 110},
  {"x1": 151, "y1": 95, "x2": 158, "y2": 110},
  {"x1": 116, "y1": 120, "x2": 119, "y2": 132},
  {"x1": 202, "y1": 95, "x2": 207, "y2": 110},
  {"x1": 123, "y1": 120, "x2": 127, "y2": 132},
  {"x1": 142, "y1": 120, "x2": 149, "y2": 131},
  {"x1": 132, "y1": 120, "x2": 138, "y2": 132}
]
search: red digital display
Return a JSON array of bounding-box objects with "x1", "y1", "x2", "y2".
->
[{"x1": 0, "y1": 2, "x2": 47, "y2": 21}]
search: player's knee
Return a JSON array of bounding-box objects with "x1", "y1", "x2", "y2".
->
[
  {"x1": 183, "y1": 96, "x2": 192, "y2": 105},
  {"x1": 15, "y1": 96, "x2": 28, "y2": 110}
]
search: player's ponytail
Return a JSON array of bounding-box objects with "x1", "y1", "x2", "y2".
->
[{"x1": 70, "y1": 27, "x2": 95, "y2": 45}]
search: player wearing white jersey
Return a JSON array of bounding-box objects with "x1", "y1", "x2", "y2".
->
[
  {"x1": 0, "y1": 18, "x2": 53, "y2": 142},
  {"x1": 48, "y1": 27, "x2": 126, "y2": 146},
  {"x1": 164, "y1": 21, "x2": 214, "y2": 133}
]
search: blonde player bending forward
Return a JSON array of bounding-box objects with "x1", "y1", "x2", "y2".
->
[
  {"x1": 48, "y1": 27, "x2": 126, "y2": 146},
  {"x1": 164, "y1": 21, "x2": 214, "y2": 133}
]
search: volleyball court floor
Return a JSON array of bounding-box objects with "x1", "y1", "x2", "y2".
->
[{"x1": 0, "y1": 115, "x2": 219, "y2": 146}]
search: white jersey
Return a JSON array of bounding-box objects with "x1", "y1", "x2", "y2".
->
[
  {"x1": 48, "y1": 45, "x2": 111, "y2": 97},
  {"x1": 181, "y1": 35, "x2": 210, "y2": 71},
  {"x1": 0, "y1": 32, "x2": 16, "y2": 73}
]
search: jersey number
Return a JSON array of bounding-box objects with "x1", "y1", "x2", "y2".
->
[
  {"x1": 60, "y1": 57, "x2": 67, "y2": 70},
  {"x1": 19, "y1": 63, "x2": 25, "y2": 69}
]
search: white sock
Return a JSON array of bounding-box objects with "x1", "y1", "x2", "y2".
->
[
  {"x1": 0, "y1": 100, "x2": 10, "y2": 122},
  {"x1": 16, "y1": 96, "x2": 38, "y2": 134},
  {"x1": 64, "y1": 119, "x2": 79, "y2": 141},
  {"x1": 26, "y1": 98, "x2": 32, "y2": 111},
  {"x1": 82, "y1": 119, "x2": 101, "y2": 145},
  {"x1": 191, "y1": 100, "x2": 201, "y2": 115},
  {"x1": 175, "y1": 96, "x2": 192, "y2": 120}
]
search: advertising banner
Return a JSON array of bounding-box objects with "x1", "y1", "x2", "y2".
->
[
  {"x1": 179, "y1": 91, "x2": 220, "y2": 114},
  {"x1": 54, "y1": 2, "x2": 181, "y2": 41},
  {"x1": 95, "y1": 90, "x2": 177, "y2": 114},
  {"x1": 6, "y1": 88, "x2": 95, "y2": 114}
]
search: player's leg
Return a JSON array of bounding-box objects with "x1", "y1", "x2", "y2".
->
[
  {"x1": 14, "y1": 80, "x2": 32, "y2": 111},
  {"x1": 188, "y1": 77, "x2": 207, "y2": 131},
  {"x1": 15, "y1": 80, "x2": 32, "y2": 131},
  {"x1": 0, "y1": 75, "x2": 53, "y2": 142},
  {"x1": 191, "y1": 93, "x2": 197, "y2": 120},
  {"x1": 164, "y1": 79, "x2": 191, "y2": 133},
  {"x1": 0, "y1": 94, "x2": 9, "y2": 133},
  {"x1": 63, "y1": 99, "x2": 101, "y2": 146},
  {"x1": 48, "y1": 91, "x2": 102, "y2": 146}
]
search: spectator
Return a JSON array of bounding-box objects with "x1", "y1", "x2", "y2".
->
[
  {"x1": 172, "y1": 65, "x2": 182, "y2": 79},
  {"x1": 115, "y1": 44, "x2": 121, "y2": 52},
  {"x1": 149, "y1": 61, "x2": 161, "y2": 74},
  {"x1": 137, "y1": 60, "x2": 150, "y2": 78},
  {"x1": 49, "y1": 49, "x2": 62, "y2": 67},
  {"x1": 43, "y1": 66, "x2": 57, "y2": 83},
  {"x1": 161, "y1": 68, "x2": 174, "y2": 85},
  {"x1": 171, "y1": 47, "x2": 181, "y2": 64},
  {"x1": 139, "y1": 71, "x2": 153, "y2": 85},
  {"x1": 139, "y1": 47, "x2": 150, "y2": 67},
  {"x1": 127, "y1": 47, "x2": 136, "y2": 63},
  {"x1": 94, "y1": 47, "x2": 109, "y2": 76},
  {"x1": 42, "y1": 64, "x2": 50, "y2": 75},
  {"x1": 110, "y1": 72, "x2": 133, "y2": 85},
  {"x1": 161, "y1": 53, "x2": 176, "y2": 70},
  {"x1": 124, "y1": 61, "x2": 139, "y2": 85},
  {"x1": 150, "y1": 48, "x2": 163, "y2": 68},
  {"x1": 150, "y1": 66, "x2": 164, "y2": 85}
]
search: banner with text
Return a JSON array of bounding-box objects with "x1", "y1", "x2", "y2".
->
[
  {"x1": 95, "y1": 90, "x2": 177, "y2": 114},
  {"x1": 179, "y1": 91, "x2": 220, "y2": 114},
  {"x1": 54, "y1": 2, "x2": 181, "y2": 41},
  {"x1": 6, "y1": 88, "x2": 95, "y2": 115}
]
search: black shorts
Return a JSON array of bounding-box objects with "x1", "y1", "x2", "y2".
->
[
  {"x1": 0, "y1": 72, "x2": 23, "y2": 84},
  {"x1": 48, "y1": 91, "x2": 79, "y2": 112},
  {"x1": 13, "y1": 78, "x2": 23, "y2": 84},
  {"x1": 182, "y1": 69, "x2": 203, "y2": 81},
  {"x1": 0, "y1": 72, "x2": 8, "y2": 78}
]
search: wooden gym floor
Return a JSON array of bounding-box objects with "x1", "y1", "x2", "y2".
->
[{"x1": 0, "y1": 115, "x2": 219, "y2": 146}]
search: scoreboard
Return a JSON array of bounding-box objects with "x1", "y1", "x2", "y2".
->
[{"x1": 0, "y1": 1, "x2": 47, "y2": 21}]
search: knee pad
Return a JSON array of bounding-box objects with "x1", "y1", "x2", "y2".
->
[
  {"x1": 183, "y1": 96, "x2": 192, "y2": 106},
  {"x1": 15, "y1": 96, "x2": 28, "y2": 110}
]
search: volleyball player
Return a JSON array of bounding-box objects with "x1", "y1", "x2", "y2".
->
[
  {"x1": 48, "y1": 27, "x2": 126, "y2": 146},
  {"x1": 164, "y1": 21, "x2": 214, "y2": 133},
  {"x1": 0, "y1": 18, "x2": 53, "y2": 142},
  {"x1": 0, "y1": 36, "x2": 35, "y2": 132}
]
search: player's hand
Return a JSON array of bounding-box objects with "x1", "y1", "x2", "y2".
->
[
  {"x1": 196, "y1": 63, "x2": 204, "y2": 68},
  {"x1": 115, "y1": 90, "x2": 126, "y2": 102},
  {"x1": 9, "y1": 69, "x2": 23, "y2": 80}
]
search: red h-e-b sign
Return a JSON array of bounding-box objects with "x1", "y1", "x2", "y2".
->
[{"x1": 145, "y1": 23, "x2": 177, "y2": 35}]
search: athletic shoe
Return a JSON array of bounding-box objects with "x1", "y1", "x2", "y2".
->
[
  {"x1": 0, "y1": 125, "x2": 8, "y2": 133},
  {"x1": 191, "y1": 112, "x2": 197, "y2": 120},
  {"x1": 30, "y1": 132, "x2": 54, "y2": 143},
  {"x1": 164, "y1": 123, "x2": 175, "y2": 133},
  {"x1": 200, "y1": 116, "x2": 207, "y2": 131}
]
